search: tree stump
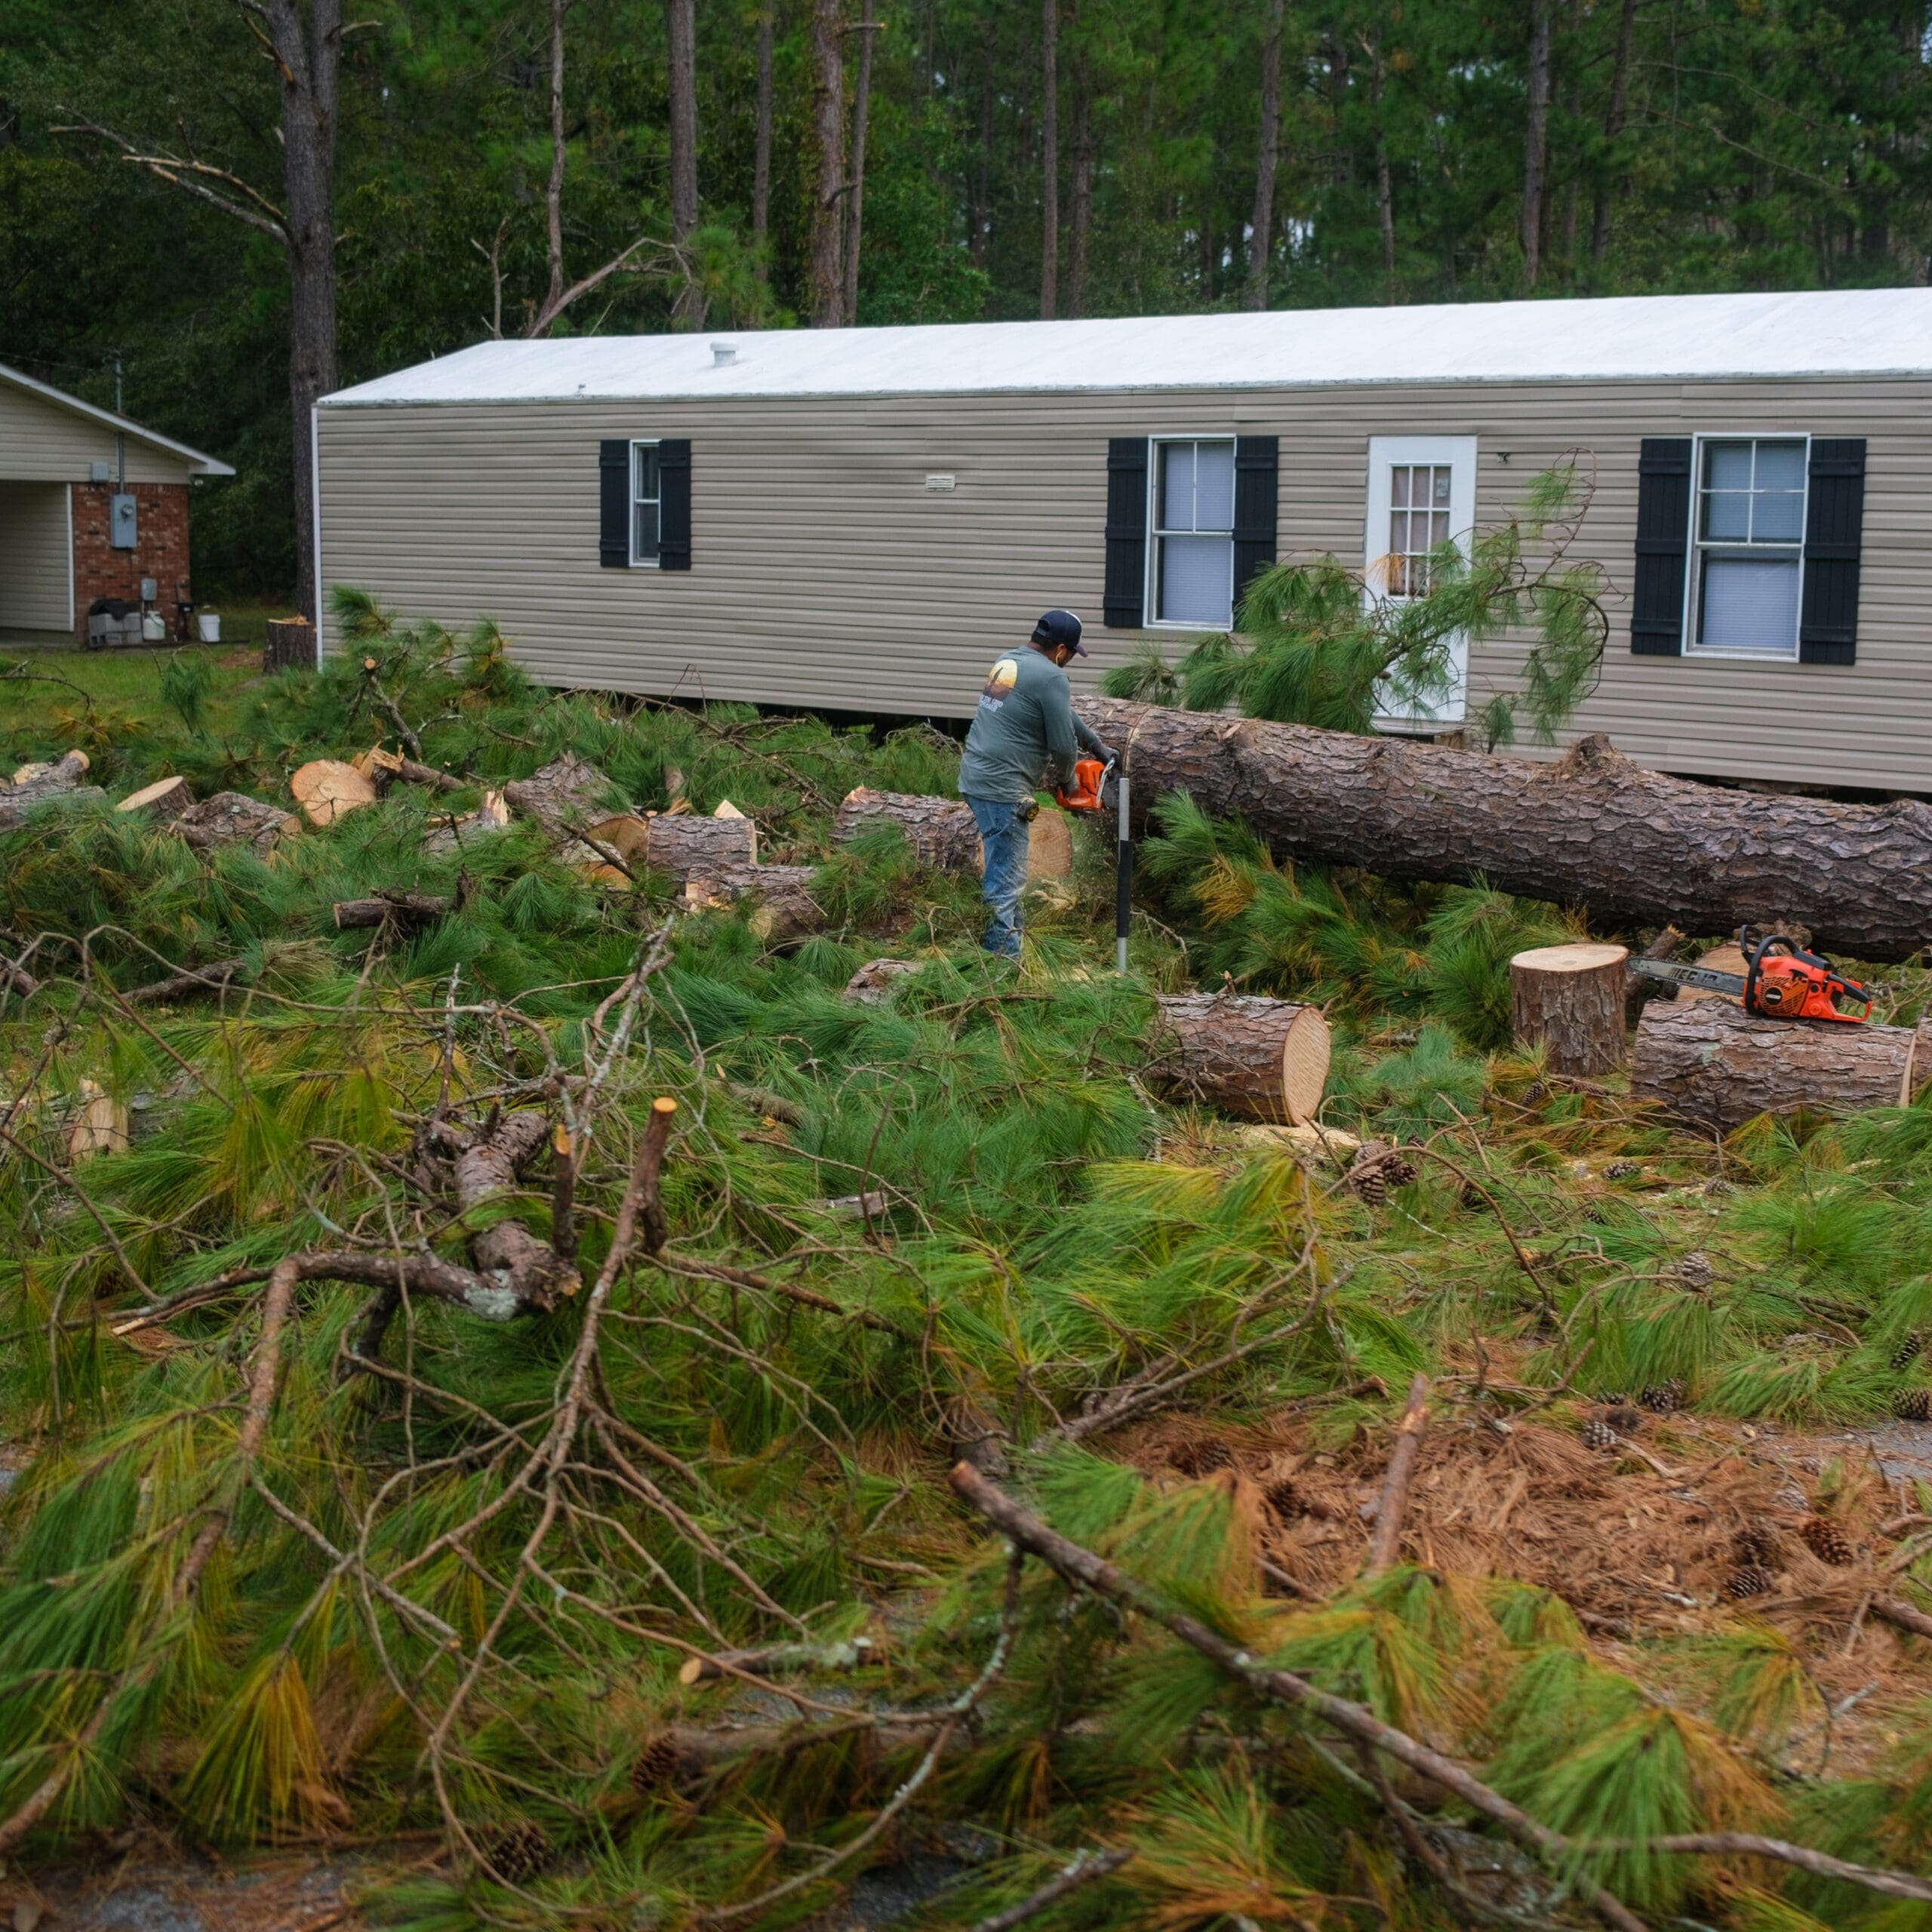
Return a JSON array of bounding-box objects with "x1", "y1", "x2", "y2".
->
[
  {"x1": 647, "y1": 812, "x2": 758, "y2": 881},
  {"x1": 116, "y1": 776, "x2": 193, "y2": 825},
  {"x1": 291, "y1": 758, "x2": 379, "y2": 827},
  {"x1": 1509, "y1": 943, "x2": 1631, "y2": 1075},
  {"x1": 1632, "y1": 998, "x2": 1918, "y2": 1131},
  {"x1": 263, "y1": 617, "x2": 314, "y2": 675},
  {"x1": 1149, "y1": 993, "x2": 1331, "y2": 1124}
]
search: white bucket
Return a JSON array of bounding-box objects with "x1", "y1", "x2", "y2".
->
[
  {"x1": 141, "y1": 612, "x2": 166, "y2": 642},
  {"x1": 198, "y1": 612, "x2": 221, "y2": 644}
]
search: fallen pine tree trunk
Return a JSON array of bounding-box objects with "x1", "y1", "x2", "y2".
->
[
  {"x1": 1149, "y1": 992, "x2": 1331, "y2": 1124},
  {"x1": 684, "y1": 863, "x2": 823, "y2": 943},
  {"x1": 0, "y1": 749, "x2": 105, "y2": 829},
  {"x1": 835, "y1": 788, "x2": 1075, "y2": 882},
  {"x1": 1077, "y1": 697, "x2": 1932, "y2": 964},
  {"x1": 1632, "y1": 998, "x2": 1918, "y2": 1131}
]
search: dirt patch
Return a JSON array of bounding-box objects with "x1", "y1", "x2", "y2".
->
[{"x1": 2, "y1": 1852, "x2": 372, "y2": 1932}]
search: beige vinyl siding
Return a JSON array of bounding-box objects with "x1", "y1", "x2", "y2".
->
[
  {"x1": 316, "y1": 374, "x2": 1932, "y2": 792},
  {"x1": 0, "y1": 383, "x2": 197, "y2": 485},
  {"x1": 0, "y1": 482, "x2": 71, "y2": 630}
]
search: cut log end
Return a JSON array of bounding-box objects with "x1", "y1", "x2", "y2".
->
[
  {"x1": 116, "y1": 775, "x2": 192, "y2": 823},
  {"x1": 1152, "y1": 992, "x2": 1333, "y2": 1125},
  {"x1": 1509, "y1": 942, "x2": 1630, "y2": 1077},
  {"x1": 291, "y1": 759, "x2": 378, "y2": 828}
]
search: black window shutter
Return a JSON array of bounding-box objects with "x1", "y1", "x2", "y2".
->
[
  {"x1": 1232, "y1": 435, "x2": 1279, "y2": 620},
  {"x1": 1103, "y1": 437, "x2": 1149, "y2": 629},
  {"x1": 598, "y1": 440, "x2": 630, "y2": 568},
  {"x1": 1631, "y1": 437, "x2": 1692, "y2": 656},
  {"x1": 657, "y1": 438, "x2": 692, "y2": 571},
  {"x1": 1798, "y1": 438, "x2": 1865, "y2": 666}
]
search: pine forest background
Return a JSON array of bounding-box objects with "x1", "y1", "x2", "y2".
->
[{"x1": 2, "y1": 0, "x2": 1930, "y2": 605}]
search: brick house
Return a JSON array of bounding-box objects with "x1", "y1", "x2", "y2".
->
[{"x1": 0, "y1": 361, "x2": 233, "y2": 642}]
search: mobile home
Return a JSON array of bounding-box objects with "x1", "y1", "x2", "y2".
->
[{"x1": 315, "y1": 288, "x2": 1932, "y2": 792}]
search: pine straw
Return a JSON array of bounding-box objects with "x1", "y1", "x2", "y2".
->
[{"x1": 1128, "y1": 1408, "x2": 1932, "y2": 1776}]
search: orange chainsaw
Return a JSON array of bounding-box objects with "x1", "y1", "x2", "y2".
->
[
  {"x1": 1054, "y1": 755, "x2": 1114, "y2": 814},
  {"x1": 1629, "y1": 934, "x2": 1873, "y2": 1024}
]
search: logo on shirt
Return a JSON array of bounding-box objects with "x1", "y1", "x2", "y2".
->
[{"x1": 979, "y1": 657, "x2": 1020, "y2": 710}]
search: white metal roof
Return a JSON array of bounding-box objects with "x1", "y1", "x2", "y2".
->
[
  {"x1": 0, "y1": 362, "x2": 235, "y2": 475},
  {"x1": 321, "y1": 288, "x2": 1932, "y2": 409}
]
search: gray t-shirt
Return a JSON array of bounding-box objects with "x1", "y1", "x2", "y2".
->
[{"x1": 957, "y1": 645, "x2": 1105, "y2": 804}]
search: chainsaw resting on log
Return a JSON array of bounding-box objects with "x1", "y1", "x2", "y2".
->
[{"x1": 1078, "y1": 697, "x2": 1932, "y2": 962}]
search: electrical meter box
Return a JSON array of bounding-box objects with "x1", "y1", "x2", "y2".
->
[{"x1": 109, "y1": 493, "x2": 138, "y2": 549}]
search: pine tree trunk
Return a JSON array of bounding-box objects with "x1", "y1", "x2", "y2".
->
[
  {"x1": 1040, "y1": 0, "x2": 1060, "y2": 318},
  {"x1": 752, "y1": 7, "x2": 774, "y2": 283},
  {"x1": 1076, "y1": 697, "x2": 1932, "y2": 964},
  {"x1": 666, "y1": 0, "x2": 703, "y2": 326},
  {"x1": 834, "y1": 789, "x2": 1075, "y2": 882},
  {"x1": 1632, "y1": 1001, "x2": 1918, "y2": 1132},
  {"x1": 972, "y1": 21, "x2": 994, "y2": 269},
  {"x1": 1510, "y1": 943, "x2": 1629, "y2": 1075},
  {"x1": 1521, "y1": 0, "x2": 1551, "y2": 288},
  {"x1": 646, "y1": 813, "x2": 760, "y2": 881},
  {"x1": 684, "y1": 863, "x2": 826, "y2": 943},
  {"x1": 1244, "y1": 0, "x2": 1284, "y2": 312},
  {"x1": 1372, "y1": 51, "x2": 1395, "y2": 297},
  {"x1": 1067, "y1": 37, "x2": 1092, "y2": 316},
  {"x1": 1149, "y1": 993, "x2": 1332, "y2": 1124},
  {"x1": 271, "y1": 0, "x2": 340, "y2": 629},
  {"x1": 1589, "y1": 0, "x2": 1636, "y2": 263},
  {"x1": 808, "y1": 0, "x2": 846, "y2": 327},
  {"x1": 842, "y1": 0, "x2": 876, "y2": 326}
]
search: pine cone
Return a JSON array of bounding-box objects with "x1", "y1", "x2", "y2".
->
[
  {"x1": 1594, "y1": 1390, "x2": 1629, "y2": 1407},
  {"x1": 1734, "y1": 1524, "x2": 1781, "y2": 1567},
  {"x1": 1604, "y1": 1405, "x2": 1644, "y2": 1435},
  {"x1": 482, "y1": 1820, "x2": 552, "y2": 1882},
  {"x1": 1639, "y1": 1379, "x2": 1685, "y2": 1414},
  {"x1": 1521, "y1": 1081, "x2": 1548, "y2": 1109},
  {"x1": 1263, "y1": 1475, "x2": 1301, "y2": 1518},
  {"x1": 1890, "y1": 1334, "x2": 1923, "y2": 1371},
  {"x1": 1604, "y1": 1160, "x2": 1640, "y2": 1180},
  {"x1": 629, "y1": 1733, "x2": 683, "y2": 1794},
  {"x1": 1724, "y1": 1566, "x2": 1773, "y2": 1601},
  {"x1": 1170, "y1": 1437, "x2": 1235, "y2": 1477},
  {"x1": 1799, "y1": 1516, "x2": 1856, "y2": 1566},
  {"x1": 1678, "y1": 1251, "x2": 1715, "y2": 1291},
  {"x1": 1580, "y1": 1417, "x2": 1618, "y2": 1452},
  {"x1": 1894, "y1": 1386, "x2": 1932, "y2": 1423}
]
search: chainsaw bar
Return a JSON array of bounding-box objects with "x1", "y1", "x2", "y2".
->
[{"x1": 1629, "y1": 959, "x2": 1747, "y2": 996}]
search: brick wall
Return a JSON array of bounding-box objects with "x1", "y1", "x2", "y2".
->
[{"x1": 69, "y1": 481, "x2": 191, "y2": 635}]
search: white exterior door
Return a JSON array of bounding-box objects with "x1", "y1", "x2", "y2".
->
[{"x1": 1364, "y1": 435, "x2": 1478, "y2": 730}]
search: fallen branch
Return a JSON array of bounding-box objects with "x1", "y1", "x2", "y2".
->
[
  {"x1": 1364, "y1": 1373, "x2": 1429, "y2": 1577},
  {"x1": 124, "y1": 959, "x2": 244, "y2": 1005},
  {"x1": 946, "y1": 1461, "x2": 1649, "y2": 1932},
  {"x1": 966, "y1": 1848, "x2": 1134, "y2": 1931},
  {"x1": 1577, "y1": 1834, "x2": 1932, "y2": 1906}
]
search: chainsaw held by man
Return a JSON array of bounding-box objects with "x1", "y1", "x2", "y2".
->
[{"x1": 1630, "y1": 934, "x2": 1874, "y2": 1023}]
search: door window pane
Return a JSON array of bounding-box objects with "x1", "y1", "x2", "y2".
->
[{"x1": 1386, "y1": 463, "x2": 1454, "y2": 596}]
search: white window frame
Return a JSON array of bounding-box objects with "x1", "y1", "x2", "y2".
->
[
  {"x1": 630, "y1": 438, "x2": 662, "y2": 569},
  {"x1": 1363, "y1": 434, "x2": 1478, "y2": 728},
  {"x1": 1682, "y1": 432, "x2": 1808, "y2": 663},
  {"x1": 1144, "y1": 434, "x2": 1237, "y2": 631}
]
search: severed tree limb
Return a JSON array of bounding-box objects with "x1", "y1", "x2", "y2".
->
[
  {"x1": 1364, "y1": 1373, "x2": 1429, "y2": 1577},
  {"x1": 51, "y1": 109, "x2": 289, "y2": 239},
  {"x1": 637, "y1": 1095, "x2": 678, "y2": 1256},
  {"x1": 1576, "y1": 1835, "x2": 1932, "y2": 1906},
  {"x1": 1872, "y1": 1594, "x2": 1932, "y2": 1641},
  {"x1": 946, "y1": 1461, "x2": 1649, "y2": 1932},
  {"x1": 124, "y1": 959, "x2": 244, "y2": 1005},
  {"x1": 660, "y1": 1251, "x2": 913, "y2": 1341},
  {"x1": 965, "y1": 1848, "x2": 1134, "y2": 1932}
]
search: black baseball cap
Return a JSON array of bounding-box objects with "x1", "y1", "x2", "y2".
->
[{"x1": 1032, "y1": 608, "x2": 1086, "y2": 655}]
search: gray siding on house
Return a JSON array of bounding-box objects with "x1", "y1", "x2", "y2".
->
[
  {"x1": 316, "y1": 375, "x2": 1932, "y2": 792},
  {"x1": 0, "y1": 383, "x2": 198, "y2": 485},
  {"x1": 0, "y1": 482, "x2": 72, "y2": 631}
]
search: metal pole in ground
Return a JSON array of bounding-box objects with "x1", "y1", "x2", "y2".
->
[{"x1": 1115, "y1": 759, "x2": 1132, "y2": 975}]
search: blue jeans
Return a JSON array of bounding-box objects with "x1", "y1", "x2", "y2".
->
[{"x1": 967, "y1": 797, "x2": 1029, "y2": 958}]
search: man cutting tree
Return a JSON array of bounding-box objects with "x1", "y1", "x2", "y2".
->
[{"x1": 958, "y1": 609, "x2": 1115, "y2": 958}]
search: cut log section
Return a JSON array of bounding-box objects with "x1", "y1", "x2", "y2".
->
[
  {"x1": 333, "y1": 891, "x2": 452, "y2": 931},
  {"x1": 684, "y1": 863, "x2": 823, "y2": 943},
  {"x1": 423, "y1": 789, "x2": 510, "y2": 856},
  {"x1": 503, "y1": 754, "x2": 618, "y2": 833},
  {"x1": 1675, "y1": 943, "x2": 1749, "y2": 1004},
  {"x1": 1149, "y1": 992, "x2": 1331, "y2": 1124},
  {"x1": 1078, "y1": 695, "x2": 1932, "y2": 964},
  {"x1": 67, "y1": 1078, "x2": 130, "y2": 1161},
  {"x1": 116, "y1": 776, "x2": 193, "y2": 824},
  {"x1": 9, "y1": 751, "x2": 89, "y2": 789},
  {"x1": 262, "y1": 616, "x2": 314, "y2": 675},
  {"x1": 834, "y1": 788, "x2": 1076, "y2": 883},
  {"x1": 1510, "y1": 943, "x2": 1631, "y2": 1076},
  {"x1": 836, "y1": 788, "x2": 982, "y2": 869},
  {"x1": 647, "y1": 812, "x2": 758, "y2": 881},
  {"x1": 0, "y1": 750, "x2": 103, "y2": 830},
  {"x1": 291, "y1": 759, "x2": 377, "y2": 827},
  {"x1": 175, "y1": 792, "x2": 298, "y2": 854},
  {"x1": 1632, "y1": 998, "x2": 1917, "y2": 1132},
  {"x1": 844, "y1": 958, "x2": 921, "y2": 1005}
]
